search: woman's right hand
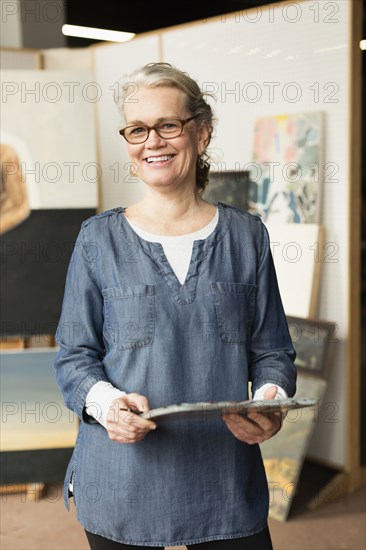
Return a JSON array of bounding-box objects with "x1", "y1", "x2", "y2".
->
[{"x1": 105, "y1": 393, "x2": 157, "y2": 444}]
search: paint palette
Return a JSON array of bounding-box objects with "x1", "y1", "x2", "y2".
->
[{"x1": 139, "y1": 398, "x2": 318, "y2": 422}]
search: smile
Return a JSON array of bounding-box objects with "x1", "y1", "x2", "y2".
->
[{"x1": 144, "y1": 154, "x2": 175, "y2": 164}]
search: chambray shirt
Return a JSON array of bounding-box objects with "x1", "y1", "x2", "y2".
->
[{"x1": 54, "y1": 201, "x2": 296, "y2": 547}]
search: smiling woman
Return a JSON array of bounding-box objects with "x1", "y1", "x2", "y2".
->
[
  {"x1": 53, "y1": 62, "x2": 296, "y2": 550},
  {"x1": 116, "y1": 63, "x2": 215, "y2": 199}
]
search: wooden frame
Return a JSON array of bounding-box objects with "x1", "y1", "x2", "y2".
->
[
  {"x1": 286, "y1": 316, "x2": 338, "y2": 379},
  {"x1": 346, "y1": 0, "x2": 364, "y2": 489},
  {"x1": 0, "y1": 449, "x2": 73, "y2": 485},
  {"x1": 0, "y1": 348, "x2": 78, "y2": 484},
  {"x1": 203, "y1": 170, "x2": 251, "y2": 211},
  {"x1": 261, "y1": 372, "x2": 329, "y2": 521}
]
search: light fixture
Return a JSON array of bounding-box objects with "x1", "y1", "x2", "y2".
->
[
  {"x1": 62, "y1": 24, "x2": 135, "y2": 43},
  {"x1": 360, "y1": 40, "x2": 366, "y2": 51}
]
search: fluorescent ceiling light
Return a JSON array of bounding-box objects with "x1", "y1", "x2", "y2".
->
[
  {"x1": 360, "y1": 40, "x2": 366, "y2": 51},
  {"x1": 314, "y1": 44, "x2": 347, "y2": 53},
  {"x1": 62, "y1": 24, "x2": 135, "y2": 42}
]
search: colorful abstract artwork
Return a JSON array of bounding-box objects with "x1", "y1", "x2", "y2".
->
[{"x1": 251, "y1": 112, "x2": 323, "y2": 223}]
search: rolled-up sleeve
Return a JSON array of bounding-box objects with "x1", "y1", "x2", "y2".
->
[
  {"x1": 53, "y1": 224, "x2": 109, "y2": 419},
  {"x1": 249, "y1": 220, "x2": 297, "y2": 397}
]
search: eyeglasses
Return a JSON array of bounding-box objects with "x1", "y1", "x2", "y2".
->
[{"x1": 119, "y1": 116, "x2": 198, "y2": 144}]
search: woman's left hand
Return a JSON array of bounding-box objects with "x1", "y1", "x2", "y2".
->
[{"x1": 222, "y1": 386, "x2": 283, "y2": 444}]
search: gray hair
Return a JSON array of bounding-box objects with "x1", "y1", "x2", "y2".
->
[{"x1": 116, "y1": 62, "x2": 216, "y2": 196}]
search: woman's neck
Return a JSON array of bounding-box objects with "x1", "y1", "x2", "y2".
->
[{"x1": 124, "y1": 191, "x2": 216, "y2": 236}]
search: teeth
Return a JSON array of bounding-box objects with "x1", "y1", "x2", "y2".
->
[{"x1": 146, "y1": 155, "x2": 173, "y2": 163}]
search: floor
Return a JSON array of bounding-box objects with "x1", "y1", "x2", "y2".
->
[{"x1": 1, "y1": 483, "x2": 365, "y2": 550}]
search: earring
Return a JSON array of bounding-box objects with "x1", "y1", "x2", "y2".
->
[
  {"x1": 129, "y1": 162, "x2": 138, "y2": 178},
  {"x1": 198, "y1": 154, "x2": 205, "y2": 169}
]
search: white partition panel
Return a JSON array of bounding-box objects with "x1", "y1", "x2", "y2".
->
[
  {"x1": 0, "y1": 48, "x2": 41, "y2": 69},
  {"x1": 161, "y1": 0, "x2": 350, "y2": 467},
  {"x1": 92, "y1": 36, "x2": 161, "y2": 210},
  {"x1": 41, "y1": 47, "x2": 93, "y2": 69}
]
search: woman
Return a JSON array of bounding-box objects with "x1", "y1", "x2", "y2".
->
[{"x1": 54, "y1": 62, "x2": 296, "y2": 550}]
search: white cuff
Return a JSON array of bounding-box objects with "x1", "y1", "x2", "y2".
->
[
  {"x1": 85, "y1": 381, "x2": 127, "y2": 428},
  {"x1": 252, "y1": 383, "x2": 288, "y2": 401}
]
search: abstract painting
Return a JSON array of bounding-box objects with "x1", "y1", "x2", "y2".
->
[{"x1": 251, "y1": 112, "x2": 323, "y2": 223}]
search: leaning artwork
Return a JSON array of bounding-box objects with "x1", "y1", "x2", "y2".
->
[
  {"x1": 251, "y1": 112, "x2": 324, "y2": 223},
  {"x1": 260, "y1": 373, "x2": 327, "y2": 521}
]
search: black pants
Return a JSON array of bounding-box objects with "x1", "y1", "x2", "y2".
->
[{"x1": 85, "y1": 526, "x2": 273, "y2": 550}]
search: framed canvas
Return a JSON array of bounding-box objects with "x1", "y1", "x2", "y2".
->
[
  {"x1": 0, "y1": 208, "x2": 95, "y2": 337},
  {"x1": 286, "y1": 315, "x2": 338, "y2": 379},
  {"x1": 1, "y1": 70, "x2": 98, "y2": 212},
  {"x1": 203, "y1": 170, "x2": 251, "y2": 211},
  {"x1": 251, "y1": 112, "x2": 324, "y2": 223},
  {"x1": 0, "y1": 348, "x2": 77, "y2": 483},
  {"x1": 1, "y1": 69, "x2": 99, "y2": 338},
  {"x1": 260, "y1": 373, "x2": 327, "y2": 521},
  {"x1": 1, "y1": 349, "x2": 77, "y2": 453},
  {"x1": 265, "y1": 223, "x2": 324, "y2": 318}
]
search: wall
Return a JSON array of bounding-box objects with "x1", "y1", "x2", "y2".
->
[
  {"x1": 0, "y1": 0, "x2": 22, "y2": 48},
  {"x1": 92, "y1": 36, "x2": 161, "y2": 209},
  {"x1": 0, "y1": 0, "x2": 66, "y2": 49}
]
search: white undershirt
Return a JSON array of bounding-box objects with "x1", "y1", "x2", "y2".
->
[
  {"x1": 126, "y1": 206, "x2": 219, "y2": 284},
  {"x1": 84, "y1": 206, "x2": 287, "y2": 429}
]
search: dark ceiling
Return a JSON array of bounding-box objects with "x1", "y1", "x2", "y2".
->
[{"x1": 64, "y1": 0, "x2": 282, "y2": 47}]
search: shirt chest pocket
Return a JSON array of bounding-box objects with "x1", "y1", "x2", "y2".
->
[
  {"x1": 102, "y1": 285, "x2": 155, "y2": 350},
  {"x1": 211, "y1": 282, "x2": 256, "y2": 344}
]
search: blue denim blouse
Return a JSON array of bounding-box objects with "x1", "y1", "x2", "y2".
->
[{"x1": 54, "y1": 201, "x2": 296, "y2": 547}]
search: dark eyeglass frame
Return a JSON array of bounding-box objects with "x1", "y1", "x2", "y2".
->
[{"x1": 119, "y1": 115, "x2": 199, "y2": 144}]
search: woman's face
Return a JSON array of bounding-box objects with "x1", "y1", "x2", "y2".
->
[{"x1": 123, "y1": 85, "x2": 208, "y2": 194}]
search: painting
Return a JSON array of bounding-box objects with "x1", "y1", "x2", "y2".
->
[
  {"x1": 204, "y1": 170, "x2": 251, "y2": 211},
  {"x1": 0, "y1": 70, "x2": 99, "y2": 338},
  {"x1": 260, "y1": 373, "x2": 327, "y2": 521},
  {"x1": 1, "y1": 349, "x2": 77, "y2": 452},
  {"x1": 0, "y1": 141, "x2": 32, "y2": 234},
  {"x1": 1, "y1": 348, "x2": 77, "y2": 483},
  {"x1": 1, "y1": 70, "x2": 98, "y2": 212},
  {"x1": 251, "y1": 112, "x2": 323, "y2": 223},
  {"x1": 260, "y1": 314, "x2": 337, "y2": 520},
  {"x1": 0, "y1": 208, "x2": 96, "y2": 337},
  {"x1": 286, "y1": 316, "x2": 338, "y2": 378}
]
